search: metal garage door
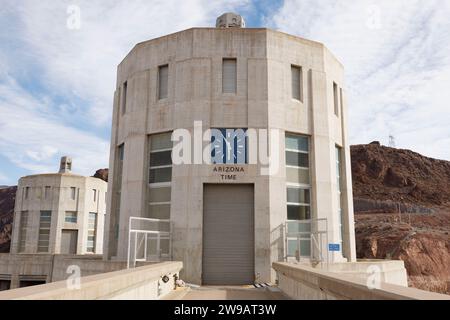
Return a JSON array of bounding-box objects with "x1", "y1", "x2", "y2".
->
[
  {"x1": 61, "y1": 230, "x2": 78, "y2": 254},
  {"x1": 202, "y1": 184, "x2": 255, "y2": 285}
]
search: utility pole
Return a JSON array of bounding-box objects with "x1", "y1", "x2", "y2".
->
[{"x1": 389, "y1": 135, "x2": 396, "y2": 148}]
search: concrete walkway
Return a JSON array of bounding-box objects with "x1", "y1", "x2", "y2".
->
[{"x1": 165, "y1": 285, "x2": 289, "y2": 300}]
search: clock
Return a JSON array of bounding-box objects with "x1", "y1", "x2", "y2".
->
[{"x1": 211, "y1": 128, "x2": 248, "y2": 164}]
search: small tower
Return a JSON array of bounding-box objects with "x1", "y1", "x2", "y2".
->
[
  {"x1": 216, "y1": 13, "x2": 246, "y2": 28},
  {"x1": 59, "y1": 156, "x2": 72, "y2": 174}
]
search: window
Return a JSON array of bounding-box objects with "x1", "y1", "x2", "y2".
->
[
  {"x1": 111, "y1": 143, "x2": 124, "y2": 250},
  {"x1": 93, "y1": 189, "x2": 97, "y2": 202},
  {"x1": 286, "y1": 134, "x2": 309, "y2": 170},
  {"x1": 119, "y1": 143, "x2": 125, "y2": 161},
  {"x1": 87, "y1": 213, "x2": 97, "y2": 253},
  {"x1": 24, "y1": 187, "x2": 30, "y2": 200},
  {"x1": 333, "y1": 82, "x2": 339, "y2": 116},
  {"x1": 148, "y1": 133, "x2": 172, "y2": 219},
  {"x1": 222, "y1": 58, "x2": 237, "y2": 94},
  {"x1": 291, "y1": 65, "x2": 303, "y2": 101},
  {"x1": 0, "y1": 279, "x2": 10, "y2": 291},
  {"x1": 18, "y1": 211, "x2": 28, "y2": 253},
  {"x1": 37, "y1": 211, "x2": 52, "y2": 253},
  {"x1": 336, "y1": 146, "x2": 344, "y2": 247},
  {"x1": 122, "y1": 81, "x2": 127, "y2": 115},
  {"x1": 44, "y1": 186, "x2": 51, "y2": 199},
  {"x1": 149, "y1": 133, "x2": 173, "y2": 184},
  {"x1": 65, "y1": 211, "x2": 77, "y2": 223},
  {"x1": 211, "y1": 128, "x2": 248, "y2": 164},
  {"x1": 158, "y1": 65, "x2": 169, "y2": 100},
  {"x1": 70, "y1": 187, "x2": 76, "y2": 200},
  {"x1": 285, "y1": 133, "x2": 311, "y2": 220},
  {"x1": 286, "y1": 133, "x2": 312, "y2": 258},
  {"x1": 287, "y1": 187, "x2": 311, "y2": 220}
]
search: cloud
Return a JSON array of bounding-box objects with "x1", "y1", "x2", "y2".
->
[
  {"x1": 0, "y1": 0, "x2": 249, "y2": 179},
  {"x1": 269, "y1": 0, "x2": 450, "y2": 161},
  {"x1": 2, "y1": 0, "x2": 250, "y2": 125},
  {"x1": 0, "y1": 71, "x2": 109, "y2": 176}
]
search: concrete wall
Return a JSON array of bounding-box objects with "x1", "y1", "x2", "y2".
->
[
  {"x1": 104, "y1": 27, "x2": 356, "y2": 284},
  {"x1": 273, "y1": 262, "x2": 450, "y2": 300},
  {"x1": 0, "y1": 262, "x2": 182, "y2": 300},
  {"x1": 11, "y1": 174, "x2": 107, "y2": 255},
  {"x1": 0, "y1": 253, "x2": 127, "y2": 289}
]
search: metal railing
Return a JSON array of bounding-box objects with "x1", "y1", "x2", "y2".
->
[
  {"x1": 284, "y1": 218, "x2": 329, "y2": 266},
  {"x1": 127, "y1": 217, "x2": 172, "y2": 269}
]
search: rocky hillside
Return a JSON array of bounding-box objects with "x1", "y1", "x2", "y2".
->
[
  {"x1": 352, "y1": 141, "x2": 450, "y2": 209},
  {"x1": 352, "y1": 142, "x2": 450, "y2": 295},
  {"x1": 0, "y1": 186, "x2": 16, "y2": 253}
]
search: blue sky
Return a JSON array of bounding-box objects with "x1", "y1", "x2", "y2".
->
[{"x1": 1, "y1": 0, "x2": 450, "y2": 185}]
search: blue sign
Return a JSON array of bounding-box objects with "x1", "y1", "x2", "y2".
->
[
  {"x1": 211, "y1": 128, "x2": 248, "y2": 164},
  {"x1": 328, "y1": 243, "x2": 341, "y2": 252}
]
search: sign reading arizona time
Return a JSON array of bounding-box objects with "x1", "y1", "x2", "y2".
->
[{"x1": 213, "y1": 166, "x2": 245, "y2": 181}]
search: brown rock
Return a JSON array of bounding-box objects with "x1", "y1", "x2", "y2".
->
[{"x1": 93, "y1": 169, "x2": 109, "y2": 182}]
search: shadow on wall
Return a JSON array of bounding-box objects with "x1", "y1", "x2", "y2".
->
[{"x1": 270, "y1": 224, "x2": 285, "y2": 262}]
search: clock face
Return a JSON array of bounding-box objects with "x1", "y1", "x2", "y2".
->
[{"x1": 211, "y1": 129, "x2": 248, "y2": 164}]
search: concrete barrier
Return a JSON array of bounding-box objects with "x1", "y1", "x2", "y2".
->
[
  {"x1": 0, "y1": 261, "x2": 182, "y2": 300},
  {"x1": 0, "y1": 253, "x2": 129, "y2": 289},
  {"x1": 273, "y1": 262, "x2": 450, "y2": 300}
]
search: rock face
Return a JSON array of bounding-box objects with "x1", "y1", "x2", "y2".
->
[
  {"x1": 352, "y1": 143, "x2": 450, "y2": 295},
  {"x1": 352, "y1": 144, "x2": 450, "y2": 207},
  {"x1": 93, "y1": 169, "x2": 109, "y2": 182},
  {"x1": 0, "y1": 186, "x2": 16, "y2": 253}
]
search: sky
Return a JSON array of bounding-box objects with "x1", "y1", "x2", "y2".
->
[{"x1": 0, "y1": 0, "x2": 449, "y2": 185}]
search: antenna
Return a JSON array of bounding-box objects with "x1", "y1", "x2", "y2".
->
[{"x1": 388, "y1": 135, "x2": 396, "y2": 148}]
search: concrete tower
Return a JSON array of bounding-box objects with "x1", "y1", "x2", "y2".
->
[
  {"x1": 104, "y1": 14, "x2": 357, "y2": 285},
  {"x1": 10, "y1": 158, "x2": 107, "y2": 255}
]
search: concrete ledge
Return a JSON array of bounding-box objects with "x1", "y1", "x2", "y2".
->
[
  {"x1": 273, "y1": 262, "x2": 450, "y2": 300},
  {"x1": 0, "y1": 261, "x2": 183, "y2": 300},
  {"x1": 325, "y1": 259, "x2": 408, "y2": 287}
]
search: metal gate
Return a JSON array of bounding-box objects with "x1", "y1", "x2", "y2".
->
[
  {"x1": 127, "y1": 217, "x2": 172, "y2": 268},
  {"x1": 284, "y1": 218, "x2": 329, "y2": 265}
]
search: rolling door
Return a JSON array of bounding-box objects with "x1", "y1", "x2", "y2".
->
[{"x1": 202, "y1": 184, "x2": 255, "y2": 285}]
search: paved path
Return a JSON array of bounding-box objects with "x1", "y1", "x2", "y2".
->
[{"x1": 166, "y1": 285, "x2": 288, "y2": 300}]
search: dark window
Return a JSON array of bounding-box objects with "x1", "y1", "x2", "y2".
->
[
  {"x1": 149, "y1": 167, "x2": 172, "y2": 184},
  {"x1": 287, "y1": 188, "x2": 310, "y2": 204},
  {"x1": 222, "y1": 59, "x2": 237, "y2": 93},
  {"x1": 291, "y1": 65, "x2": 303, "y2": 101},
  {"x1": 287, "y1": 205, "x2": 311, "y2": 220},
  {"x1": 150, "y1": 150, "x2": 172, "y2": 167},
  {"x1": 122, "y1": 81, "x2": 127, "y2": 115},
  {"x1": 286, "y1": 151, "x2": 309, "y2": 168},
  {"x1": 333, "y1": 82, "x2": 339, "y2": 116},
  {"x1": 159, "y1": 65, "x2": 169, "y2": 99}
]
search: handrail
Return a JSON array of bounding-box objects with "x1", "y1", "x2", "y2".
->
[
  {"x1": 284, "y1": 218, "x2": 329, "y2": 266},
  {"x1": 127, "y1": 216, "x2": 172, "y2": 269}
]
